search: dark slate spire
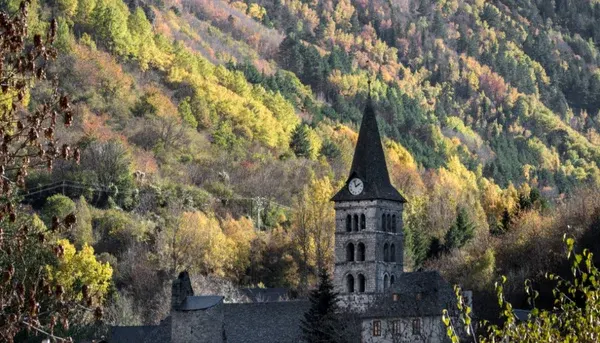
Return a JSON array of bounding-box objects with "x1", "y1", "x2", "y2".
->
[{"x1": 332, "y1": 92, "x2": 407, "y2": 203}]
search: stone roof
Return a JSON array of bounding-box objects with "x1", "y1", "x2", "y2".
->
[
  {"x1": 223, "y1": 300, "x2": 310, "y2": 343},
  {"x1": 179, "y1": 295, "x2": 224, "y2": 311},
  {"x1": 361, "y1": 271, "x2": 456, "y2": 318},
  {"x1": 109, "y1": 317, "x2": 171, "y2": 343},
  {"x1": 331, "y1": 98, "x2": 407, "y2": 203},
  {"x1": 240, "y1": 287, "x2": 291, "y2": 302}
]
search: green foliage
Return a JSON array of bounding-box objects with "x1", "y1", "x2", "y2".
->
[
  {"x1": 72, "y1": 196, "x2": 95, "y2": 248},
  {"x1": 42, "y1": 194, "x2": 76, "y2": 228},
  {"x1": 290, "y1": 123, "x2": 313, "y2": 158},
  {"x1": 300, "y1": 270, "x2": 342, "y2": 343},
  {"x1": 93, "y1": 209, "x2": 151, "y2": 255},
  {"x1": 444, "y1": 208, "x2": 475, "y2": 251},
  {"x1": 178, "y1": 97, "x2": 198, "y2": 129}
]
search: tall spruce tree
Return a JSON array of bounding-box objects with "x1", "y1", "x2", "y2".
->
[
  {"x1": 290, "y1": 123, "x2": 313, "y2": 158},
  {"x1": 300, "y1": 270, "x2": 342, "y2": 343},
  {"x1": 444, "y1": 208, "x2": 475, "y2": 251}
]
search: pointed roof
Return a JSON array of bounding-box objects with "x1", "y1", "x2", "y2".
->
[{"x1": 332, "y1": 96, "x2": 406, "y2": 203}]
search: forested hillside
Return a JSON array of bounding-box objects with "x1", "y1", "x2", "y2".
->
[{"x1": 3, "y1": 0, "x2": 600, "y2": 333}]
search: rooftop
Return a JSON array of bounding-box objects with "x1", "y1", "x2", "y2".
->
[{"x1": 331, "y1": 98, "x2": 406, "y2": 203}]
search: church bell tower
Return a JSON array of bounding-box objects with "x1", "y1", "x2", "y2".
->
[{"x1": 331, "y1": 94, "x2": 407, "y2": 295}]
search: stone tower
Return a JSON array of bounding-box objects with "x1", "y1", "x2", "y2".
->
[{"x1": 331, "y1": 96, "x2": 406, "y2": 295}]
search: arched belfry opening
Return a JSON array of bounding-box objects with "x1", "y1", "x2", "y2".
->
[
  {"x1": 383, "y1": 243, "x2": 389, "y2": 262},
  {"x1": 346, "y1": 214, "x2": 352, "y2": 232},
  {"x1": 358, "y1": 274, "x2": 366, "y2": 293},
  {"x1": 357, "y1": 243, "x2": 365, "y2": 261},
  {"x1": 346, "y1": 274, "x2": 355, "y2": 293},
  {"x1": 360, "y1": 214, "x2": 366, "y2": 231},
  {"x1": 346, "y1": 243, "x2": 355, "y2": 262}
]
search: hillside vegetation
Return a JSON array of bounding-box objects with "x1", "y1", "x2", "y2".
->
[{"x1": 3, "y1": 0, "x2": 600, "y2": 330}]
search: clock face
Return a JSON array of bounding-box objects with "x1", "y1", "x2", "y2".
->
[{"x1": 348, "y1": 178, "x2": 364, "y2": 195}]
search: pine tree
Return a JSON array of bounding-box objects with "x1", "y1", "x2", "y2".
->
[
  {"x1": 500, "y1": 208, "x2": 512, "y2": 233},
  {"x1": 444, "y1": 208, "x2": 475, "y2": 251},
  {"x1": 290, "y1": 124, "x2": 313, "y2": 158},
  {"x1": 300, "y1": 270, "x2": 341, "y2": 343}
]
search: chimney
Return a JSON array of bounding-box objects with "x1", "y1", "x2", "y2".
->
[{"x1": 171, "y1": 271, "x2": 194, "y2": 311}]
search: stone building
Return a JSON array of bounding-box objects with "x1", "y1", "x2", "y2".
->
[
  {"x1": 109, "y1": 97, "x2": 460, "y2": 343},
  {"x1": 110, "y1": 271, "x2": 309, "y2": 343}
]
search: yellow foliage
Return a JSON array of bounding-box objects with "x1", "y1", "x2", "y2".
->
[
  {"x1": 46, "y1": 239, "x2": 113, "y2": 301},
  {"x1": 221, "y1": 216, "x2": 257, "y2": 279}
]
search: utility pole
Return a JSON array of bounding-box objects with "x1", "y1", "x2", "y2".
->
[{"x1": 254, "y1": 196, "x2": 266, "y2": 230}]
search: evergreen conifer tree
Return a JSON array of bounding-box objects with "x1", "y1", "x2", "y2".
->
[
  {"x1": 300, "y1": 270, "x2": 341, "y2": 343},
  {"x1": 444, "y1": 208, "x2": 475, "y2": 251},
  {"x1": 290, "y1": 123, "x2": 313, "y2": 158}
]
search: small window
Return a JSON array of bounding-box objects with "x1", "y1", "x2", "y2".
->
[
  {"x1": 392, "y1": 214, "x2": 397, "y2": 233},
  {"x1": 346, "y1": 214, "x2": 352, "y2": 232},
  {"x1": 387, "y1": 214, "x2": 391, "y2": 231},
  {"x1": 346, "y1": 274, "x2": 355, "y2": 293},
  {"x1": 353, "y1": 214, "x2": 359, "y2": 232},
  {"x1": 392, "y1": 293, "x2": 399, "y2": 301},
  {"x1": 412, "y1": 318, "x2": 421, "y2": 335},
  {"x1": 360, "y1": 213, "x2": 366, "y2": 231},
  {"x1": 390, "y1": 243, "x2": 396, "y2": 262},
  {"x1": 372, "y1": 320, "x2": 381, "y2": 336},
  {"x1": 358, "y1": 274, "x2": 366, "y2": 293},
  {"x1": 383, "y1": 274, "x2": 389, "y2": 290},
  {"x1": 390, "y1": 275, "x2": 395, "y2": 285},
  {"x1": 346, "y1": 243, "x2": 355, "y2": 262},
  {"x1": 357, "y1": 243, "x2": 365, "y2": 261},
  {"x1": 383, "y1": 243, "x2": 389, "y2": 262},
  {"x1": 392, "y1": 320, "x2": 401, "y2": 335},
  {"x1": 381, "y1": 214, "x2": 386, "y2": 232}
]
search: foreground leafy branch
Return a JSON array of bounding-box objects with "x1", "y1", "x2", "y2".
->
[
  {"x1": 444, "y1": 234, "x2": 600, "y2": 342},
  {"x1": 0, "y1": 2, "x2": 104, "y2": 342}
]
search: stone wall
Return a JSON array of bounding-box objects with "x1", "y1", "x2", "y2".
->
[{"x1": 361, "y1": 316, "x2": 448, "y2": 343}]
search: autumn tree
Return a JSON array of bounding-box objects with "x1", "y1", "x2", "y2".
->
[{"x1": 292, "y1": 176, "x2": 335, "y2": 288}]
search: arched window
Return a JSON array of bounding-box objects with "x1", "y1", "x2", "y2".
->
[
  {"x1": 382, "y1": 214, "x2": 386, "y2": 232},
  {"x1": 360, "y1": 214, "x2": 366, "y2": 231},
  {"x1": 383, "y1": 274, "x2": 389, "y2": 290},
  {"x1": 391, "y1": 214, "x2": 397, "y2": 233},
  {"x1": 387, "y1": 214, "x2": 392, "y2": 231},
  {"x1": 357, "y1": 243, "x2": 365, "y2": 261},
  {"x1": 390, "y1": 243, "x2": 396, "y2": 262},
  {"x1": 346, "y1": 274, "x2": 355, "y2": 293},
  {"x1": 346, "y1": 243, "x2": 355, "y2": 262},
  {"x1": 358, "y1": 274, "x2": 366, "y2": 293},
  {"x1": 390, "y1": 275, "x2": 395, "y2": 285},
  {"x1": 346, "y1": 214, "x2": 352, "y2": 232},
  {"x1": 353, "y1": 214, "x2": 359, "y2": 232},
  {"x1": 383, "y1": 243, "x2": 389, "y2": 262}
]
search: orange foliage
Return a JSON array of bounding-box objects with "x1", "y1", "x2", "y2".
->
[{"x1": 81, "y1": 109, "x2": 125, "y2": 142}]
